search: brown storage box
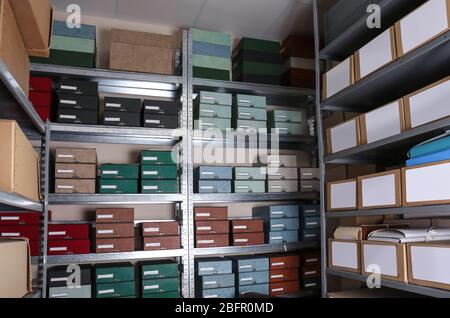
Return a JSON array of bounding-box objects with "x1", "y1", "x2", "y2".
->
[
  {"x1": 358, "y1": 170, "x2": 402, "y2": 210},
  {"x1": 195, "y1": 221, "x2": 230, "y2": 235},
  {"x1": 282, "y1": 69, "x2": 315, "y2": 89},
  {"x1": 95, "y1": 223, "x2": 135, "y2": 239},
  {"x1": 269, "y1": 255, "x2": 300, "y2": 270},
  {"x1": 362, "y1": 241, "x2": 407, "y2": 282},
  {"x1": 194, "y1": 206, "x2": 228, "y2": 221},
  {"x1": 110, "y1": 29, "x2": 180, "y2": 75},
  {"x1": 96, "y1": 208, "x2": 134, "y2": 224},
  {"x1": 55, "y1": 163, "x2": 97, "y2": 179},
  {"x1": 302, "y1": 264, "x2": 321, "y2": 279},
  {"x1": 328, "y1": 239, "x2": 361, "y2": 273},
  {"x1": 143, "y1": 236, "x2": 180, "y2": 251},
  {"x1": 196, "y1": 234, "x2": 229, "y2": 248},
  {"x1": 0, "y1": 120, "x2": 40, "y2": 201},
  {"x1": 231, "y1": 220, "x2": 263, "y2": 233},
  {"x1": 54, "y1": 179, "x2": 95, "y2": 194},
  {"x1": 301, "y1": 251, "x2": 321, "y2": 266},
  {"x1": 55, "y1": 148, "x2": 97, "y2": 164},
  {"x1": 270, "y1": 281, "x2": 300, "y2": 296},
  {"x1": 281, "y1": 35, "x2": 315, "y2": 61},
  {"x1": 0, "y1": 239, "x2": 32, "y2": 298},
  {"x1": 9, "y1": 0, "x2": 52, "y2": 57},
  {"x1": 0, "y1": 0, "x2": 29, "y2": 95},
  {"x1": 95, "y1": 238, "x2": 135, "y2": 253},
  {"x1": 141, "y1": 221, "x2": 179, "y2": 237},
  {"x1": 269, "y1": 269, "x2": 299, "y2": 283},
  {"x1": 232, "y1": 232, "x2": 264, "y2": 246}
]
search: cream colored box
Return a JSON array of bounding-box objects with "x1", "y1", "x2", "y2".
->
[
  {"x1": 326, "y1": 179, "x2": 358, "y2": 211},
  {"x1": 322, "y1": 56, "x2": 354, "y2": 100},
  {"x1": 328, "y1": 239, "x2": 361, "y2": 273},
  {"x1": 326, "y1": 117, "x2": 360, "y2": 154},
  {"x1": 358, "y1": 170, "x2": 402, "y2": 210}
]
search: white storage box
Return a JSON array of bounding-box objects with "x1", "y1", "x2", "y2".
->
[
  {"x1": 360, "y1": 100, "x2": 406, "y2": 144},
  {"x1": 326, "y1": 117, "x2": 360, "y2": 154},
  {"x1": 404, "y1": 76, "x2": 450, "y2": 129},
  {"x1": 355, "y1": 27, "x2": 397, "y2": 80},
  {"x1": 322, "y1": 56, "x2": 354, "y2": 99},
  {"x1": 358, "y1": 170, "x2": 402, "y2": 210},
  {"x1": 326, "y1": 179, "x2": 358, "y2": 211},
  {"x1": 361, "y1": 241, "x2": 407, "y2": 282},
  {"x1": 395, "y1": 0, "x2": 450, "y2": 56},
  {"x1": 328, "y1": 239, "x2": 361, "y2": 273},
  {"x1": 402, "y1": 160, "x2": 450, "y2": 206}
]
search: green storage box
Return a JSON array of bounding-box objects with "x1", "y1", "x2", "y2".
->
[
  {"x1": 141, "y1": 262, "x2": 179, "y2": 280},
  {"x1": 233, "y1": 61, "x2": 281, "y2": 76},
  {"x1": 99, "y1": 179, "x2": 138, "y2": 194},
  {"x1": 234, "y1": 167, "x2": 267, "y2": 180},
  {"x1": 51, "y1": 35, "x2": 96, "y2": 53},
  {"x1": 141, "y1": 150, "x2": 177, "y2": 165},
  {"x1": 197, "y1": 91, "x2": 232, "y2": 106},
  {"x1": 142, "y1": 291, "x2": 181, "y2": 299},
  {"x1": 270, "y1": 110, "x2": 304, "y2": 124},
  {"x1": 191, "y1": 28, "x2": 232, "y2": 47},
  {"x1": 141, "y1": 180, "x2": 179, "y2": 194},
  {"x1": 234, "y1": 180, "x2": 266, "y2": 193},
  {"x1": 234, "y1": 119, "x2": 267, "y2": 132},
  {"x1": 195, "y1": 117, "x2": 232, "y2": 131},
  {"x1": 193, "y1": 67, "x2": 230, "y2": 81},
  {"x1": 96, "y1": 281, "x2": 136, "y2": 298},
  {"x1": 195, "y1": 103, "x2": 232, "y2": 119},
  {"x1": 142, "y1": 278, "x2": 180, "y2": 295},
  {"x1": 95, "y1": 264, "x2": 135, "y2": 284},
  {"x1": 269, "y1": 121, "x2": 306, "y2": 136},
  {"x1": 234, "y1": 37, "x2": 280, "y2": 54},
  {"x1": 233, "y1": 106, "x2": 267, "y2": 121},
  {"x1": 141, "y1": 165, "x2": 178, "y2": 180},
  {"x1": 193, "y1": 54, "x2": 231, "y2": 71},
  {"x1": 234, "y1": 94, "x2": 267, "y2": 109},
  {"x1": 31, "y1": 50, "x2": 96, "y2": 68},
  {"x1": 100, "y1": 164, "x2": 139, "y2": 179}
]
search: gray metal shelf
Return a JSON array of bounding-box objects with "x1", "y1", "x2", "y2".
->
[
  {"x1": 48, "y1": 194, "x2": 184, "y2": 205},
  {"x1": 0, "y1": 191, "x2": 43, "y2": 212},
  {"x1": 326, "y1": 204, "x2": 450, "y2": 218},
  {"x1": 327, "y1": 268, "x2": 450, "y2": 298},
  {"x1": 46, "y1": 249, "x2": 185, "y2": 265},
  {"x1": 193, "y1": 241, "x2": 319, "y2": 257},
  {"x1": 192, "y1": 192, "x2": 319, "y2": 203}
]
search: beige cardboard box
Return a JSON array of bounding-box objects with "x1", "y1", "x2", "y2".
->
[
  {"x1": 322, "y1": 56, "x2": 354, "y2": 100},
  {"x1": 0, "y1": 239, "x2": 32, "y2": 298},
  {"x1": 0, "y1": 0, "x2": 29, "y2": 95},
  {"x1": 326, "y1": 117, "x2": 361, "y2": 154},
  {"x1": 358, "y1": 170, "x2": 402, "y2": 210},
  {"x1": 328, "y1": 239, "x2": 361, "y2": 273},
  {"x1": 0, "y1": 120, "x2": 40, "y2": 201},
  {"x1": 327, "y1": 179, "x2": 358, "y2": 211}
]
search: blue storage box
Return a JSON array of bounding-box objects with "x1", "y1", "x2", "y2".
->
[
  {"x1": 238, "y1": 284, "x2": 269, "y2": 297},
  {"x1": 303, "y1": 217, "x2": 320, "y2": 229},
  {"x1": 196, "y1": 259, "x2": 233, "y2": 276},
  {"x1": 408, "y1": 134, "x2": 450, "y2": 158},
  {"x1": 198, "y1": 273, "x2": 235, "y2": 289},
  {"x1": 234, "y1": 256, "x2": 269, "y2": 273},
  {"x1": 301, "y1": 205, "x2": 320, "y2": 218},
  {"x1": 406, "y1": 149, "x2": 450, "y2": 167},
  {"x1": 53, "y1": 21, "x2": 96, "y2": 39},
  {"x1": 238, "y1": 271, "x2": 269, "y2": 286},
  {"x1": 267, "y1": 218, "x2": 300, "y2": 232},
  {"x1": 253, "y1": 205, "x2": 299, "y2": 219},
  {"x1": 268, "y1": 230, "x2": 298, "y2": 244},
  {"x1": 197, "y1": 180, "x2": 232, "y2": 193},
  {"x1": 195, "y1": 166, "x2": 233, "y2": 180},
  {"x1": 201, "y1": 287, "x2": 235, "y2": 298},
  {"x1": 193, "y1": 41, "x2": 231, "y2": 59}
]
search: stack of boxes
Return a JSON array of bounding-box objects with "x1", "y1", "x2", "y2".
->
[
  {"x1": 268, "y1": 109, "x2": 307, "y2": 136},
  {"x1": 234, "y1": 256, "x2": 269, "y2": 297},
  {"x1": 195, "y1": 166, "x2": 232, "y2": 194},
  {"x1": 267, "y1": 155, "x2": 299, "y2": 193},
  {"x1": 95, "y1": 263, "x2": 136, "y2": 298},
  {"x1": 194, "y1": 91, "x2": 232, "y2": 131},
  {"x1": 233, "y1": 166, "x2": 266, "y2": 194},
  {"x1": 299, "y1": 168, "x2": 320, "y2": 193},
  {"x1": 269, "y1": 255, "x2": 300, "y2": 296},
  {"x1": 99, "y1": 164, "x2": 139, "y2": 194},
  {"x1": 47, "y1": 265, "x2": 91, "y2": 298},
  {"x1": 140, "y1": 261, "x2": 181, "y2": 298},
  {"x1": 95, "y1": 208, "x2": 135, "y2": 254},
  {"x1": 194, "y1": 206, "x2": 229, "y2": 248},
  {"x1": 102, "y1": 97, "x2": 141, "y2": 127},
  {"x1": 29, "y1": 77, "x2": 52, "y2": 121},
  {"x1": 47, "y1": 223, "x2": 91, "y2": 256},
  {"x1": 196, "y1": 258, "x2": 235, "y2": 298},
  {"x1": 233, "y1": 94, "x2": 268, "y2": 132},
  {"x1": 300, "y1": 205, "x2": 321, "y2": 242},
  {"x1": 253, "y1": 205, "x2": 300, "y2": 245},
  {"x1": 0, "y1": 211, "x2": 41, "y2": 256},
  {"x1": 300, "y1": 251, "x2": 321, "y2": 291},
  {"x1": 191, "y1": 28, "x2": 232, "y2": 81},
  {"x1": 141, "y1": 221, "x2": 180, "y2": 251},
  {"x1": 142, "y1": 99, "x2": 180, "y2": 129},
  {"x1": 55, "y1": 79, "x2": 99, "y2": 125},
  {"x1": 232, "y1": 38, "x2": 281, "y2": 85},
  {"x1": 32, "y1": 21, "x2": 96, "y2": 68},
  {"x1": 231, "y1": 219, "x2": 264, "y2": 246},
  {"x1": 54, "y1": 147, "x2": 97, "y2": 194},
  {"x1": 140, "y1": 150, "x2": 179, "y2": 194}
]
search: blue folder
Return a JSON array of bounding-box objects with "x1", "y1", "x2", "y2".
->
[
  {"x1": 53, "y1": 20, "x2": 96, "y2": 40},
  {"x1": 193, "y1": 41, "x2": 231, "y2": 59},
  {"x1": 408, "y1": 133, "x2": 450, "y2": 159},
  {"x1": 406, "y1": 148, "x2": 450, "y2": 167}
]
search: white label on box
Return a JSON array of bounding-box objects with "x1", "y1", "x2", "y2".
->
[
  {"x1": 330, "y1": 181, "x2": 357, "y2": 209},
  {"x1": 197, "y1": 226, "x2": 212, "y2": 231},
  {"x1": 237, "y1": 173, "x2": 249, "y2": 176},
  {"x1": 57, "y1": 154, "x2": 74, "y2": 158},
  {"x1": 271, "y1": 211, "x2": 284, "y2": 215},
  {"x1": 198, "y1": 240, "x2": 214, "y2": 244},
  {"x1": 98, "y1": 289, "x2": 115, "y2": 295},
  {"x1": 239, "y1": 265, "x2": 253, "y2": 269},
  {"x1": 49, "y1": 231, "x2": 66, "y2": 236},
  {"x1": 97, "y1": 274, "x2": 114, "y2": 279},
  {"x1": 237, "y1": 186, "x2": 249, "y2": 189},
  {"x1": 326, "y1": 57, "x2": 351, "y2": 98},
  {"x1": 235, "y1": 239, "x2": 248, "y2": 243},
  {"x1": 51, "y1": 277, "x2": 68, "y2": 282},
  {"x1": 405, "y1": 162, "x2": 450, "y2": 203},
  {"x1": 101, "y1": 185, "x2": 117, "y2": 189},
  {"x1": 306, "y1": 222, "x2": 318, "y2": 226},
  {"x1": 362, "y1": 174, "x2": 397, "y2": 207},
  {"x1": 240, "y1": 112, "x2": 251, "y2": 116},
  {"x1": 143, "y1": 171, "x2": 158, "y2": 175},
  {"x1": 365, "y1": 101, "x2": 402, "y2": 143},
  {"x1": 305, "y1": 271, "x2": 317, "y2": 275},
  {"x1": 359, "y1": 29, "x2": 393, "y2": 78},
  {"x1": 143, "y1": 157, "x2": 158, "y2": 161},
  {"x1": 305, "y1": 234, "x2": 316, "y2": 238},
  {"x1": 144, "y1": 228, "x2": 160, "y2": 233},
  {"x1": 51, "y1": 293, "x2": 69, "y2": 298},
  {"x1": 271, "y1": 224, "x2": 285, "y2": 228},
  {"x1": 60, "y1": 100, "x2": 77, "y2": 105},
  {"x1": 50, "y1": 247, "x2": 68, "y2": 252},
  {"x1": 204, "y1": 294, "x2": 218, "y2": 298},
  {"x1": 103, "y1": 171, "x2": 118, "y2": 175},
  {"x1": 233, "y1": 225, "x2": 247, "y2": 230},
  {"x1": 302, "y1": 185, "x2": 313, "y2": 189},
  {"x1": 105, "y1": 103, "x2": 122, "y2": 108},
  {"x1": 57, "y1": 169, "x2": 74, "y2": 174},
  {"x1": 271, "y1": 275, "x2": 284, "y2": 279},
  {"x1": 272, "y1": 288, "x2": 284, "y2": 292},
  {"x1": 199, "y1": 267, "x2": 214, "y2": 272},
  {"x1": 146, "y1": 120, "x2": 161, "y2": 124},
  {"x1": 104, "y1": 117, "x2": 121, "y2": 122},
  {"x1": 144, "y1": 285, "x2": 160, "y2": 290},
  {"x1": 271, "y1": 236, "x2": 283, "y2": 240},
  {"x1": 97, "y1": 245, "x2": 114, "y2": 249},
  {"x1": 61, "y1": 85, "x2": 77, "y2": 91},
  {"x1": 306, "y1": 258, "x2": 318, "y2": 263},
  {"x1": 146, "y1": 242, "x2": 162, "y2": 247},
  {"x1": 57, "y1": 185, "x2": 74, "y2": 189},
  {"x1": 97, "y1": 215, "x2": 113, "y2": 219},
  {"x1": 240, "y1": 277, "x2": 253, "y2": 281},
  {"x1": 305, "y1": 283, "x2": 316, "y2": 287},
  {"x1": 331, "y1": 241, "x2": 358, "y2": 269},
  {"x1": 201, "y1": 171, "x2": 214, "y2": 175},
  {"x1": 60, "y1": 115, "x2": 76, "y2": 119},
  {"x1": 1, "y1": 233, "x2": 20, "y2": 237},
  {"x1": 97, "y1": 230, "x2": 114, "y2": 234},
  {"x1": 200, "y1": 186, "x2": 214, "y2": 190},
  {"x1": 410, "y1": 245, "x2": 450, "y2": 284},
  {"x1": 202, "y1": 96, "x2": 216, "y2": 101},
  {"x1": 143, "y1": 186, "x2": 158, "y2": 190},
  {"x1": 144, "y1": 270, "x2": 159, "y2": 276},
  {"x1": 145, "y1": 106, "x2": 160, "y2": 111},
  {"x1": 201, "y1": 109, "x2": 215, "y2": 114},
  {"x1": 331, "y1": 119, "x2": 358, "y2": 153},
  {"x1": 196, "y1": 213, "x2": 210, "y2": 217},
  {"x1": 270, "y1": 186, "x2": 282, "y2": 189},
  {"x1": 272, "y1": 262, "x2": 284, "y2": 266},
  {"x1": 303, "y1": 173, "x2": 313, "y2": 176},
  {"x1": 1, "y1": 216, "x2": 19, "y2": 221},
  {"x1": 363, "y1": 244, "x2": 398, "y2": 277},
  {"x1": 204, "y1": 281, "x2": 218, "y2": 285},
  {"x1": 304, "y1": 210, "x2": 316, "y2": 213}
]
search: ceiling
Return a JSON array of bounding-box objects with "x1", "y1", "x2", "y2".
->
[{"x1": 52, "y1": 0, "x2": 315, "y2": 41}]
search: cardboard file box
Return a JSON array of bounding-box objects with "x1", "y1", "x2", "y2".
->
[
  {"x1": 199, "y1": 273, "x2": 235, "y2": 290},
  {"x1": 303, "y1": 277, "x2": 321, "y2": 290},
  {"x1": 196, "y1": 166, "x2": 232, "y2": 180},
  {"x1": 269, "y1": 269, "x2": 299, "y2": 283},
  {"x1": 104, "y1": 97, "x2": 141, "y2": 113},
  {"x1": 270, "y1": 255, "x2": 299, "y2": 270},
  {"x1": 142, "y1": 221, "x2": 179, "y2": 237},
  {"x1": 143, "y1": 236, "x2": 180, "y2": 251},
  {"x1": 235, "y1": 257, "x2": 269, "y2": 273},
  {"x1": 96, "y1": 281, "x2": 136, "y2": 298},
  {"x1": 301, "y1": 251, "x2": 321, "y2": 266},
  {"x1": 143, "y1": 99, "x2": 180, "y2": 116},
  {"x1": 239, "y1": 284, "x2": 269, "y2": 297},
  {"x1": 96, "y1": 208, "x2": 134, "y2": 224},
  {"x1": 57, "y1": 92, "x2": 99, "y2": 110},
  {"x1": 395, "y1": 0, "x2": 450, "y2": 57},
  {"x1": 233, "y1": 48, "x2": 280, "y2": 64},
  {"x1": 196, "y1": 234, "x2": 229, "y2": 248},
  {"x1": 48, "y1": 265, "x2": 91, "y2": 287},
  {"x1": 270, "y1": 109, "x2": 304, "y2": 124},
  {"x1": 234, "y1": 95, "x2": 267, "y2": 109},
  {"x1": 360, "y1": 100, "x2": 406, "y2": 144},
  {"x1": 303, "y1": 217, "x2": 320, "y2": 230},
  {"x1": 231, "y1": 220, "x2": 263, "y2": 233},
  {"x1": 143, "y1": 114, "x2": 179, "y2": 129},
  {"x1": 141, "y1": 150, "x2": 177, "y2": 165},
  {"x1": 300, "y1": 168, "x2": 320, "y2": 180},
  {"x1": 0, "y1": 212, "x2": 41, "y2": 225},
  {"x1": 238, "y1": 271, "x2": 269, "y2": 286},
  {"x1": 404, "y1": 77, "x2": 450, "y2": 129},
  {"x1": 326, "y1": 117, "x2": 360, "y2": 154},
  {"x1": 201, "y1": 287, "x2": 235, "y2": 299},
  {"x1": 270, "y1": 281, "x2": 300, "y2": 296},
  {"x1": 234, "y1": 119, "x2": 267, "y2": 132},
  {"x1": 103, "y1": 111, "x2": 141, "y2": 127},
  {"x1": 55, "y1": 163, "x2": 96, "y2": 179},
  {"x1": 253, "y1": 205, "x2": 299, "y2": 219},
  {"x1": 95, "y1": 223, "x2": 134, "y2": 239},
  {"x1": 197, "y1": 180, "x2": 231, "y2": 193},
  {"x1": 322, "y1": 56, "x2": 354, "y2": 100},
  {"x1": 355, "y1": 27, "x2": 397, "y2": 80},
  {"x1": 267, "y1": 167, "x2": 298, "y2": 180},
  {"x1": 143, "y1": 291, "x2": 180, "y2": 298},
  {"x1": 233, "y1": 232, "x2": 264, "y2": 246},
  {"x1": 234, "y1": 180, "x2": 266, "y2": 193},
  {"x1": 194, "y1": 117, "x2": 232, "y2": 130},
  {"x1": 234, "y1": 167, "x2": 267, "y2": 180},
  {"x1": 191, "y1": 28, "x2": 232, "y2": 47},
  {"x1": 142, "y1": 277, "x2": 179, "y2": 295},
  {"x1": 407, "y1": 242, "x2": 450, "y2": 290},
  {"x1": 96, "y1": 238, "x2": 135, "y2": 253},
  {"x1": 48, "y1": 239, "x2": 90, "y2": 255},
  {"x1": 269, "y1": 121, "x2": 306, "y2": 136},
  {"x1": 193, "y1": 67, "x2": 230, "y2": 81},
  {"x1": 268, "y1": 230, "x2": 298, "y2": 244},
  {"x1": 55, "y1": 148, "x2": 96, "y2": 164},
  {"x1": 56, "y1": 79, "x2": 98, "y2": 96},
  {"x1": 361, "y1": 241, "x2": 407, "y2": 282},
  {"x1": 402, "y1": 160, "x2": 450, "y2": 206},
  {"x1": 196, "y1": 103, "x2": 231, "y2": 119},
  {"x1": 358, "y1": 170, "x2": 402, "y2": 209},
  {"x1": 328, "y1": 239, "x2": 361, "y2": 273},
  {"x1": 302, "y1": 229, "x2": 320, "y2": 241},
  {"x1": 195, "y1": 221, "x2": 229, "y2": 235},
  {"x1": 55, "y1": 179, "x2": 95, "y2": 194},
  {"x1": 197, "y1": 91, "x2": 232, "y2": 106},
  {"x1": 233, "y1": 72, "x2": 280, "y2": 85},
  {"x1": 302, "y1": 205, "x2": 320, "y2": 218},
  {"x1": 194, "y1": 207, "x2": 228, "y2": 221},
  {"x1": 48, "y1": 285, "x2": 91, "y2": 299},
  {"x1": 95, "y1": 263, "x2": 134, "y2": 284},
  {"x1": 266, "y1": 155, "x2": 298, "y2": 168},
  {"x1": 193, "y1": 41, "x2": 231, "y2": 58},
  {"x1": 302, "y1": 265, "x2": 321, "y2": 280},
  {"x1": 196, "y1": 259, "x2": 233, "y2": 276},
  {"x1": 326, "y1": 179, "x2": 358, "y2": 211},
  {"x1": 0, "y1": 225, "x2": 40, "y2": 241},
  {"x1": 268, "y1": 180, "x2": 299, "y2": 193},
  {"x1": 233, "y1": 106, "x2": 267, "y2": 121},
  {"x1": 300, "y1": 180, "x2": 320, "y2": 193},
  {"x1": 56, "y1": 108, "x2": 98, "y2": 125},
  {"x1": 48, "y1": 224, "x2": 90, "y2": 240},
  {"x1": 193, "y1": 54, "x2": 230, "y2": 70},
  {"x1": 141, "y1": 180, "x2": 178, "y2": 194},
  {"x1": 267, "y1": 218, "x2": 299, "y2": 232},
  {"x1": 140, "y1": 261, "x2": 179, "y2": 280},
  {"x1": 99, "y1": 179, "x2": 138, "y2": 194},
  {"x1": 141, "y1": 165, "x2": 177, "y2": 180}
]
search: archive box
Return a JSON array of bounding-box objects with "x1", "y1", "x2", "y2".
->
[
  {"x1": 95, "y1": 223, "x2": 134, "y2": 239},
  {"x1": 239, "y1": 284, "x2": 269, "y2": 297},
  {"x1": 269, "y1": 269, "x2": 298, "y2": 283},
  {"x1": 231, "y1": 220, "x2": 263, "y2": 233},
  {"x1": 326, "y1": 117, "x2": 361, "y2": 154},
  {"x1": 95, "y1": 263, "x2": 134, "y2": 284},
  {"x1": 326, "y1": 179, "x2": 358, "y2": 211},
  {"x1": 142, "y1": 221, "x2": 179, "y2": 237},
  {"x1": 195, "y1": 221, "x2": 229, "y2": 235},
  {"x1": 140, "y1": 261, "x2": 179, "y2": 280},
  {"x1": 267, "y1": 167, "x2": 298, "y2": 180},
  {"x1": 266, "y1": 155, "x2": 298, "y2": 168},
  {"x1": 48, "y1": 285, "x2": 91, "y2": 299},
  {"x1": 322, "y1": 56, "x2": 354, "y2": 99},
  {"x1": 270, "y1": 281, "x2": 300, "y2": 296},
  {"x1": 268, "y1": 230, "x2": 298, "y2": 244},
  {"x1": 54, "y1": 179, "x2": 95, "y2": 194},
  {"x1": 267, "y1": 180, "x2": 299, "y2": 193},
  {"x1": 195, "y1": 234, "x2": 229, "y2": 248},
  {"x1": 253, "y1": 205, "x2": 299, "y2": 219},
  {"x1": 95, "y1": 238, "x2": 135, "y2": 253},
  {"x1": 96, "y1": 208, "x2": 134, "y2": 224},
  {"x1": 104, "y1": 97, "x2": 141, "y2": 113},
  {"x1": 143, "y1": 236, "x2": 180, "y2": 251},
  {"x1": 196, "y1": 259, "x2": 233, "y2": 276},
  {"x1": 269, "y1": 255, "x2": 299, "y2": 270},
  {"x1": 234, "y1": 256, "x2": 269, "y2": 273},
  {"x1": 358, "y1": 170, "x2": 402, "y2": 209},
  {"x1": 233, "y1": 232, "x2": 264, "y2": 246},
  {"x1": 328, "y1": 239, "x2": 361, "y2": 273},
  {"x1": 238, "y1": 271, "x2": 269, "y2": 286},
  {"x1": 267, "y1": 218, "x2": 299, "y2": 232},
  {"x1": 0, "y1": 239, "x2": 31, "y2": 298},
  {"x1": 48, "y1": 265, "x2": 91, "y2": 287},
  {"x1": 142, "y1": 277, "x2": 179, "y2": 295},
  {"x1": 198, "y1": 273, "x2": 235, "y2": 289},
  {"x1": 55, "y1": 147, "x2": 96, "y2": 164},
  {"x1": 194, "y1": 207, "x2": 228, "y2": 221}
]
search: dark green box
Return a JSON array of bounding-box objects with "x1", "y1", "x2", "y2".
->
[
  {"x1": 142, "y1": 291, "x2": 181, "y2": 298},
  {"x1": 31, "y1": 49, "x2": 96, "y2": 68},
  {"x1": 141, "y1": 150, "x2": 177, "y2": 165},
  {"x1": 193, "y1": 66, "x2": 230, "y2": 81},
  {"x1": 141, "y1": 261, "x2": 179, "y2": 280},
  {"x1": 95, "y1": 264, "x2": 135, "y2": 284},
  {"x1": 99, "y1": 179, "x2": 138, "y2": 194},
  {"x1": 234, "y1": 38, "x2": 281, "y2": 54},
  {"x1": 141, "y1": 180, "x2": 179, "y2": 194},
  {"x1": 233, "y1": 61, "x2": 281, "y2": 76},
  {"x1": 100, "y1": 164, "x2": 139, "y2": 179},
  {"x1": 141, "y1": 165, "x2": 178, "y2": 180},
  {"x1": 142, "y1": 278, "x2": 180, "y2": 295},
  {"x1": 96, "y1": 281, "x2": 136, "y2": 298}
]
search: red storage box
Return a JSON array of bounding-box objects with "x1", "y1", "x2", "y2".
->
[
  {"x1": 0, "y1": 225, "x2": 41, "y2": 241},
  {"x1": 48, "y1": 239, "x2": 91, "y2": 255},
  {"x1": 48, "y1": 224, "x2": 90, "y2": 240},
  {"x1": 29, "y1": 240, "x2": 41, "y2": 256},
  {"x1": 0, "y1": 212, "x2": 41, "y2": 225},
  {"x1": 29, "y1": 91, "x2": 51, "y2": 107},
  {"x1": 29, "y1": 77, "x2": 52, "y2": 92},
  {"x1": 35, "y1": 106, "x2": 50, "y2": 121}
]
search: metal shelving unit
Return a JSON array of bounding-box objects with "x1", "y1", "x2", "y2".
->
[
  {"x1": 192, "y1": 192, "x2": 319, "y2": 203},
  {"x1": 313, "y1": 0, "x2": 450, "y2": 298},
  {"x1": 48, "y1": 194, "x2": 184, "y2": 205},
  {"x1": 0, "y1": 191, "x2": 43, "y2": 212}
]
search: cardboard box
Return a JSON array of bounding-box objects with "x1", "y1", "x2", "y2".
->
[
  {"x1": 407, "y1": 241, "x2": 450, "y2": 290},
  {"x1": 0, "y1": 239, "x2": 31, "y2": 298},
  {"x1": 302, "y1": 264, "x2": 321, "y2": 279},
  {"x1": 48, "y1": 224, "x2": 90, "y2": 240},
  {"x1": 143, "y1": 236, "x2": 180, "y2": 251},
  {"x1": 9, "y1": 0, "x2": 52, "y2": 57},
  {"x1": 322, "y1": 56, "x2": 354, "y2": 100},
  {"x1": 141, "y1": 221, "x2": 179, "y2": 237},
  {"x1": 0, "y1": 0, "x2": 30, "y2": 95},
  {"x1": 328, "y1": 239, "x2": 361, "y2": 273},
  {"x1": 96, "y1": 208, "x2": 134, "y2": 224},
  {"x1": 361, "y1": 241, "x2": 407, "y2": 282},
  {"x1": 195, "y1": 234, "x2": 229, "y2": 248},
  {"x1": 269, "y1": 281, "x2": 300, "y2": 296},
  {"x1": 402, "y1": 160, "x2": 450, "y2": 206},
  {"x1": 300, "y1": 180, "x2": 320, "y2": 193},
  {"x1": 334, "y1": 225, "x2": 389, "y2": 241},
  {"x1": 231, "y1": 220, "x2": 263, "y2": 233},
  {"x1": 269, "y1": 269, "x2": 299, "y2": 283},
  {"x1": 326, "y1": 179, "x2": 358, "y2": 211},
  {"x1": 326, "y1": 117, "x2": 361, "y2": 154},
  {"x1": 55, "y1": 148, "x2": 96, "y2": 164},
  {"x1": 0, "y1": 212, "x2": 41, "y2": 225},
  {"x1": 55, "y1": 163, "x2": 96, "y2": 179},
  {"x1": 95, "y1": 238, "x2": 135, "y2": 253},
  {"x1": 0, "y1": 120, "x2": 40, "y2": 201},
  {"x1": 269, "y1": 255, "x2": 299, "y2": 270},
  {"x1": 404, "y1": 76, "x2": 450, "y2": 130},
  {"x1": 48, "y1": 239, "x2": 91, "y2": 255},
  {"x1": 395, "y1": 0, "x2": 450, "y2": 57},
  {"x1": 358, "y1": 170, "x2": 402, "y2": 210},
  {"x1": 195, "y1": 221, "x2": 230, "y2": 235},
  {"x1": 55, "y1": 179, "x2": 95, "y2": 194},
  {"x1": 232, "y1": 232, "x2": 264, "y2": 246},
  {"x1": 266, "y1": 155, "x2": 298, "y2": 168},
  {"x1": 194, "y1": 207, "x2": 228, "y2": 221},
  {"x1": 359, "y1": 100, "x2": 406, "y2": 145},
  {"x1": 0, "y1": 225, "x2": 40, "y2": 241},
  {"x1": 268, "y1": 180, "x2": 299, "y2": 193},
  {"x1": 354, "y1": 27, "x2": 397, "y2": 81},
  {"x1": 95, "y1": 223, "x2": 134, "y2": 239}
]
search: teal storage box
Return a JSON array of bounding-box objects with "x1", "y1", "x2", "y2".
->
[
  {"x1": 302, "y1": 205, "x2": 320, "y2": 218},
  {"x1": 197, "y1": 180, "x2": 232, "y2": 193},
  {"x1": 100, "y1": 164, "x2": 139, "y2": 179},
  {"x1": 234, "y1": 256, "x2": 269, "y2": 273},
  {"x1": 196, "y1": 259, "x2": 233, "y2": 276},
  {"x1": 142, "y1": 278, "x2": 180, "y2": 295},
  {"x1": 195, "y1": 117, "x2": 232, "y2": 130},
  {"x1": 269, "y1": 121, "x2": 306, "y2": 135},
  {"x1": 409, "y1": 134, "x2": 450, "y2": 158},
  {"x1": 53, "y1": 21, "x2": 96, "y2": 39},
  {"x1": 199, "y1": 273, "x2": 235, "y2": 289},
  {"x1": 191, "y1": 29, "x2": 232, "y2": 47},
  {"x1": 51, "y1": 35, "x2": 95, "y2": 54},
  {"x1": 270, "y1": 110, "x2": 304, "y2": 123},
  {"x1": 234, "y1": 180, "x2": 266, "y2": 193},
  {"x1": 195, "y1": 166, "x2": 233, "y2": 180},
  {"x1": 196, "y1": 104, "x2": 232, "y2": 119},
  {"x1": 253, "y1": 205, "x2": 300, "y2": 219},
  {"x1": 48, "y1": 285, "x2": 92, "y2": 298},
  {"x1": 99, "y1": 179, "x2": 138, "y2": 194},
  {"x1": 141, "y1": 165, "x2": 178, "y2": 180},
  {"x1": 143, "y1": 291, "x2": 181, "y2": 298},
  {"x1": 141, "y1": 150, "x2": 177, "y2": 165},
  {"x1": 268, "y1": 230, "x2": 298, "y2": 244},
  {"x1": 234, "y1": 167, "x2": 267, "y2": 180},
  {"x1": 234, "y1": 94, "x2": 267, "y2": 109},
  {"x1": 234, "y1": 119, "x2": 267, "y2": 132},
  {"x1": 238, "y1": 271, "x2": 269, "y2": 286},
  {"x1": 233, "y1": 106, "x2": 267, "y2": 121},
  {"x1": 238, "y1": 284, "x2": 269, "y2": 297},
  {"x1": 268, "y1": 218, "x2": 300, "y2": 232},
  {"x1": 141, "y1": 180, "x2": 179, "y2": 194},
  {"x1": 95, "y1": 263, "x2": 135, "y2": 284},
  {"x1": 197, "y1": 91, "x2": 232, "y2": 106},
  {"x1": 201, "y1": 287, "x2": 235, "y2": 298},
  {"x1": 141, "y1": 261, "x2": 179, "y2": 280},
  {"x1": 193, "y1": 54, "x2": 231, "y2": 71},
  {"x1": 96, "y1": 281, "x2": 136, "y2": 298}
]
